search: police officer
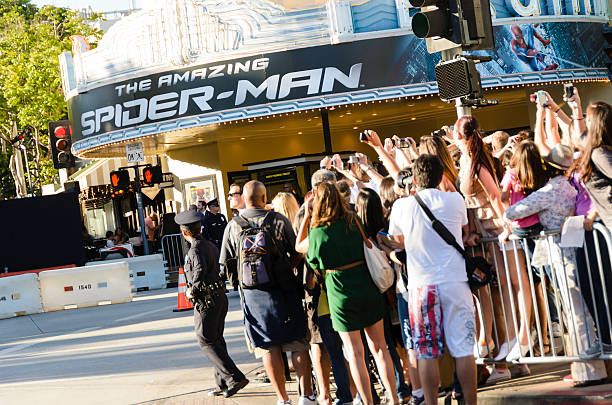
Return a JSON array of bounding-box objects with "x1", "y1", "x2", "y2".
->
[
  {"x1": 174, "y1": 210, "x2": 249, "y2": 398},
  {"x1": 201, "y1": 198, "x2": 227, "y2": 252}
]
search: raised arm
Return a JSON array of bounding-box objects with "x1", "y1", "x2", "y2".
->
[{"x1": 361, "y1": 130, "x2": 401, "y2": 179}]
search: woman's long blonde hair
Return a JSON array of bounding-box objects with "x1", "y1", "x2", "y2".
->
[{"x1": 272, "y1": 192, "x2": 299, "y2": 224}]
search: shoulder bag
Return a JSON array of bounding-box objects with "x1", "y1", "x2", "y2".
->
[
  {"x1": 414, "y1": 193, "x2": 493, "y2": 291},
  {"x1": 353, "y1": 216, "x2": 395, "y2": 293}
]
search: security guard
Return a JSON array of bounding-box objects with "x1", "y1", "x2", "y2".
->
[
  {"x1": 201, "y1": 198, "x2": 227, "y2": 252},
  {"x1": 175, "y1": 210, "x2": 249, "y2": 398}
]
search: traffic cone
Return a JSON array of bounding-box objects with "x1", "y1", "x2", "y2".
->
[{"x1": 173, "y1": 267, "x2": 194, "y2": 312}]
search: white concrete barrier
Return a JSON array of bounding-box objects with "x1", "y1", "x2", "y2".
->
[
  {"x1": 39, "y1": 262, "x2": 132, "y2": 312},
  {"x1": 0, "y1": 273, "x2": 43, "y2": 319},
  {"x1": 86, "y1": 254, "x2": 167, "y2": 292}
]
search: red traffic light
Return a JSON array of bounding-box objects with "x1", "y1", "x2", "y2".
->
[
  {"x1": 142, "y1": 166, "x2": 163, "y2": 185},
  {"x1": 54, "y1": 126, "x2": 67, "y2": 138},
  {"x1": 9, "y1": 134, "x2": 23, "y2": 145},
  {"x1": 110, "y1": 170, "x2": 130, "y2": 189}
]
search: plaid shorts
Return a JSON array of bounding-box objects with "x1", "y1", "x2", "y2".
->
[{"x1": 408, "y1": 282, "x2": 475, "y2": 360}]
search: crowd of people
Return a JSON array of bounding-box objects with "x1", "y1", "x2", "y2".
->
[{"x1": 177, "y1": 86, "x2": 611, "y2": 405}]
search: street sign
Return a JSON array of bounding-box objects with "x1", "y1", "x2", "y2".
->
[{"x1": 126, "y1": 142, "x2": 144, "y2": 163}]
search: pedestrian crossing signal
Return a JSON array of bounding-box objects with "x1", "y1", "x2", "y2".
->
[
  {"x1": 142, "y1": 166, "x2": 163, "y2": 185},
  {"x1": 110, "y1": 170, "x2": 130, "y2": 189}
]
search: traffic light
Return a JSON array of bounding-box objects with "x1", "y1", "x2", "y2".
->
[
  {"x1": 49, "y1": 120, "x2": 75, "y2": 169},
  {"x1": 142, "y1": 166, "x2": 163, "y2": 186},
  {"x1": 435, "y1": 57, "x2": 482, "y2": 102},
  {"x1": 110, "y1": 170, "x2": 130, "y2": 189},
  {"x1": 410, "y1": 0, "x2": 494, "y2": 53},
  {"x1": 8, "y1": 133, "x2": 23, "y2": 145}
]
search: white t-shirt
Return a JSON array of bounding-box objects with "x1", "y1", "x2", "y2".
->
[
  {"x1": 350, "y1": 180, "x2": 380, "y2": 203},
  {"x1": 388, "y1": 189, "x2": 468, "y2": 288}
]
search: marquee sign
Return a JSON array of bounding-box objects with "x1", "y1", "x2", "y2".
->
[{"x1": 68, "y1": 21, "x2": 608, "y2": 144}]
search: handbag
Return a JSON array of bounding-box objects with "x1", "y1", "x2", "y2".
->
[
  {"x1": 414, "y1": 194, "x2": 493, "y2": 291},
  {"x1": 353, "y1": 216, "x2": 395, "y2": 293}
]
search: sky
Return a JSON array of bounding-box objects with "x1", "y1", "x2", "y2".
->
[{"x1": 31, "y1": 0, "x2": 141, "y2": 12}]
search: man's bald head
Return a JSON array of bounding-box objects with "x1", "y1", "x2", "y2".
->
[{"x1": 243, "y1": 180, "x2": 267, "y2": 208}]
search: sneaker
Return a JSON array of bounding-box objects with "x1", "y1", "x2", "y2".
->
[
  {"x1": 552, "y1": 322, "x2": 563, "y2": 337},
  {"x1": 224, "y1": 378, "x2": 249, "y2": 398},
  {"x1": 485, "y1": 366, "x2": 511, "y2": 385},
  {"x1": 579, "y1": 340, "x2": 601, "y2": 360},
  {"x1": 506, "y1": 341, "x2": 531, "y2": 362},
  {"x1": 277, "y1": 400, "x2": 293, "y2": 405},
  {"x1": 474, "y1": 340, "x2": 495, "y2": 358},
  {"x1": 409, "y1": 396, "x2": 424, "y2": 405},
  {"x1": 298, "y1": 395, "x2": 317, "y2": 405},
  {"x1": 494, "y1": 338, "x2": 516, "y2": 361},
  {"x1": 207, "y1": 387, "x2": 225, "y2": 397},
  {"x1": 509, "y1": 364, "x2": 531, "y2": 378}
]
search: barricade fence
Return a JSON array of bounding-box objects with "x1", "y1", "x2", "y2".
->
[
  {"x1": 469, "y1": 222, "x2": 612, "y2": 365},
  {"x1": 161, "y1": 234, "x2": 187, "y2": 287}
]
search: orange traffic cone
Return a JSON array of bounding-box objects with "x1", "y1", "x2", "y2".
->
[{"x1": 173, "y1": 267, "x2": 194, "y2": 312}]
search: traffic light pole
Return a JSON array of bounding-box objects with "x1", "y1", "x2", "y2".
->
[
  {"x1": 133, "y1": 167, "x2": 150, "y2": 256},
  {"x1": 119, "y1": 163, "x2": 150, "y2": 255},
  {"x1": 441, "y1": 47, "x2": 473, "y2": 119}
]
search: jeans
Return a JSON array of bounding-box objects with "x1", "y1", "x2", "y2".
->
[
  {"x1": 575, "y1": 225, "x2": 612, "y2": 345},
  {"x1": 384, "y1": 312, "x2": 411, "y2": 400},
  {"x1": 318, "y1": 314, "x2": 353, "y2": 403},
  {"x1": 512, "y1": 224, "x2": 559, "y2": 324}
]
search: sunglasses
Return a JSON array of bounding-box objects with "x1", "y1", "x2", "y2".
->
[{"x1": 227, "y1": 192, "x2": 241, "y2": 200}]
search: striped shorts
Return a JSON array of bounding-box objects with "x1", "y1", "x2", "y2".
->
[{"x1": 408, "y1": 282, "x2": 475, "y2": 360}]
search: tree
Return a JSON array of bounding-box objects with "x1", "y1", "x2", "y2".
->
[{"x1": 0, "y1": 2, "x2": 102, "y2": 198}]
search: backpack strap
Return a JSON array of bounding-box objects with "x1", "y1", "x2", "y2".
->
[{"x1": 233, "y1": 215, "x2": 250, "y2": 230}]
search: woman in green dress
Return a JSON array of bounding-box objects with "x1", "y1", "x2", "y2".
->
[{"x1": 296, "y1": 182, "x2": 398, "y2": 405}]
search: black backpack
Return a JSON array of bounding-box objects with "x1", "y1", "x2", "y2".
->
[{"x1": 234, "y1": 212, "x2": 279, "y2": 290}]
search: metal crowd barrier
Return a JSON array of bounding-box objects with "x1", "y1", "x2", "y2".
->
[
  {"x1": 161, "y1": 233, "x2": 187, "y2": 287},
  {"x1": 469, "y1": 222, "x2": 612, "y2": 365}
]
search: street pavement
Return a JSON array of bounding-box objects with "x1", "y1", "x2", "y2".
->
[
  {"x1": 1, "y1": 288, "x2": 611, "y2": 405},
  {"x1": 0, "y1": 289, "x2": 261, "y2": 405}
]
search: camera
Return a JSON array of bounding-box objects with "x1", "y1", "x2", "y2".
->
[
  {"x1": 359, "y1": 131, "x2": 368, "y2": 142},
  {"x1": 431, "y1": 129, "x2": 445, "y2": 138},
  {"x1": 395, "y1": 168, "x2": 413, "y2": 189},
  {"x1": 348, "y1": 155, "x2": 361, "y2": 164},
  {"x1": 564, "y1": 83, "x2": 574, "y2": 101},
  {"x1": 398, "y1": 139, "x2": 410, "y2": 148},
  {"x1": 529, "y1": 91, "x2": 548, "y2": 106}
]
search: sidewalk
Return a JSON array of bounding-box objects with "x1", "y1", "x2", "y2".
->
[{"x1": 139, "y1": 363, "x2": 612, "y2": 405}]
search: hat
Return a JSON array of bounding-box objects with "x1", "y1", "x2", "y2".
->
[
  {"x1": 207, "y1": 198, "x2": 219, "y2": 207},
  {"x1": 174, "y1": 210, "x2": 203, "y2": 226},
  {"x1": 544, "y1": 144, "x2": 573, "y2": 170}
]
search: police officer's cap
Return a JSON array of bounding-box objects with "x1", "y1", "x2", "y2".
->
[
  {"x1": 207, "y1": 198, "x2": 219, "y2": 207},
  {"x1": 174, "y1": 210, "x2": 203, "y2": 226}
]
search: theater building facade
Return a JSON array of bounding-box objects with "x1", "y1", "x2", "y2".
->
[{"x1": 60, "y1": 0, "x2": 611, "y2": 220}]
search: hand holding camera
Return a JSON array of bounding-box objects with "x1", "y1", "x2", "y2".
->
[{"x1": 359, "y1": 129, "x2": 382, "y2": 148}]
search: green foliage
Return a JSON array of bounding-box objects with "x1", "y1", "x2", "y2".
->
[{"x1": 0, "y1": 1, "x2": 103, "y2": 198}]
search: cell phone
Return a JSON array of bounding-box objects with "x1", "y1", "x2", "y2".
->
[
  {"x1": 348, "y1": 156, "x2": 361, "y2": 164},
  {"x1": 359, "y1": 131, "x2": 368, "y2": 142},
  {"x1": 377, "y1": 230, "x2": 393, "y2": 243},
  {"x1": 564, "y1": 83, "x2": 574, "y2": 101}
]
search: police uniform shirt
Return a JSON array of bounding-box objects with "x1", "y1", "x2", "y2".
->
[
  {"x1": 202, "y1": 211, "x2": 228, "y2": 248},
  {"x1": 184, "y1": 237, "x2": 222, "y2": 290}
]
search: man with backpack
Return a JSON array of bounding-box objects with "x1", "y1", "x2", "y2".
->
[{"x1": 219, "y1": 180, "x2": 315, "y2": 405}]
